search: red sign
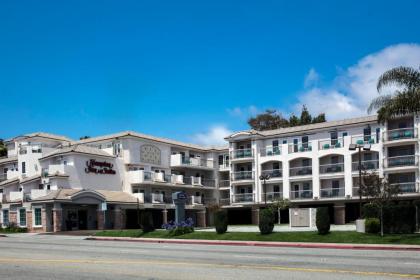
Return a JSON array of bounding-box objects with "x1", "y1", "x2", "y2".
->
[{"x1": 85, "y1": 159, "x2": 116, "y2": 175}]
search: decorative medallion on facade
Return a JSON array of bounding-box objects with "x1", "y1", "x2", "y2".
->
[{"x1": 140, "y1": 144, "x2": 161, "y2": 165}]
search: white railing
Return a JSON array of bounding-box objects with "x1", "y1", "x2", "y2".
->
[
  {"x1": 30, "y1": 189, "x2": 51, "y2": 199},
  {"x1": 290, "y1": 189, "x2": 313, "y2": 200},
  {"x1": 351, "y1": 160, "x2": 379, "y2": 171},
  {"x1": 152, "y1": 193, "x2": 164, "y2": 203},
  {"x1": 318, "y1": 138, "x2": 344, "y2": 150},
  {"x1": 190, "y1": 196, "x2": 202, "y2": 205},
  {"x1": 383, "y1": 128, "x2": 417, "y2": 142},
  {"x1": 231, "y1": 171, "x2": 254, "y2": 181},
  {"x1": 260, "y1": 146, "x2": 281, "y2": 157},
  {"x1": 47, "y1": 164, "x2": 67, "y2": 176},
  {"x1": 170, "y1": 154, "x2": 214, "y2": 168},
  {"x1": 319, "y1": 163, "x2": 344, "y2": 174},
  {"x1": 288, "y1": 142, "x2": 313, "y2": 153},
  {"x1": 289, "y1": 166, "x2": 312, "y2": 177},
  {"x1": 132, "y1": 193, "x2": 145, "y2": 203},
  {"x1": 232, "y1": 193, "x2": 254, "y2": 203},
  {"x1": 320, "y1": 187, "x2": 345, "y2": 198},
  {"x1": 9, "y1": 191, "x2": 23, "y2": 201},
  {"x1": 384, "y1": 155, "x2": 418, "y2": 168}
]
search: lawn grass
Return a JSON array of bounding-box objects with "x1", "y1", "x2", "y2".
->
[{"x1": 94, "y1": 229, "x2": 420, "y2": 245}]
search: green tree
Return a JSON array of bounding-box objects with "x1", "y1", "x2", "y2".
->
[
  {"x1": 269, "y1": 198, "x2": 290, "y2": 225},
  {"x1": 288, "y1": 114, "x2": 300, "y2": 126},
  {"x1": 300, "y1": 105, "x2": 312, "y2": 125},
  {"x1": 247, "y1": 109, "x2": 289, "y2": 131},
  {"x1": 311, "y1": 113, "x2": 326, "y2": 124},
  {"x1": 79, "y1": 136, "x2": 91, "y2": 140},
  {"x1": 368, "y1": 66, "x2": 420, "y2": 123},
  {"x1": 0, "y1": 139, "x2": 7, "y2": 157}
]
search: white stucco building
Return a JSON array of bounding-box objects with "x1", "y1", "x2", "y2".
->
[{"x1": 0, "y1": 114, "x2": 419, "y2": 232}]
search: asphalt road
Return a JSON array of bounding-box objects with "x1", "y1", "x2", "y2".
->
[{"x1": 0, "y1": 234, "x2": 420, "y2": 280}]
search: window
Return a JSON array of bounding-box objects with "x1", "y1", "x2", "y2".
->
[
  {"x1": 272, "y1": 140, "x2": 279, "y2": 147},
  {"x1": 363, "y1": 127, "x2": 371, "y2": 142},
  {"x1": 46, "y1": 185, "x2": 51, "y2": 190},
  {"x1": 330, "y1": 131, "x2": 338, "y2": 145},
  {"x1": 302, "y1": 159, "x2": 310, "y2": 167},
  {"x1": 282, "y1": 140, "x2": 287, "y2": 144},
  {"x1": 2, "y1": 210, "x2": 9, "y2": 226},
  {"x1": 302, "y1": 136, "x2": 309, "y2": 148},
  {"x1": 293, "y1": 139, "x2": 298, "y2": 152},
  {"x1": 21, "y1": 162, "x2": 26, "y2": 174},
  {"x1": 342, "y1": 132, "x2": 348, "y2": 137},
  {"x1": 273, "y1": 185, "x2": 280, "y2": 193},
  {"x1": 34, "y1": 208, "x2": 42, "y2": 227},
  {"x1": 376, "y1": 128, "x2": 380, "y2": 143},
  {"x1": 273, "y1": 162, "x2": 280, "y2": 170},
  {"x1": 218, "y1": 155, "x2": 223, "y2": 165},
  {"x1": 3, "y1": 168, "x2": 7, "y2": 174},
  {"x1": 38, "y1": 184, "x2": 43, "y2": 190},
  {"x1": 19, "y1": 208, "x2": 26, "y2": 227},
  {"x1": 331, "y1": 156, "x2": 339, "y2": 164}
]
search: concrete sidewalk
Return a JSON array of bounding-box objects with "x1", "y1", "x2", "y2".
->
[{"x1": 86, "y1": 236, "x2": 420, "y2": 251}]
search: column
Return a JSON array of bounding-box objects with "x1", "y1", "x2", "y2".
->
[
  {"x1": 9, "y1": 211, "x2": 17, "y2": 225},
  {"x1": 251, "y1": 206, "x2": 260, "y2": 225},
  {"x1": 113, "y1": 208, "x2": 124, "y2": 229},
  {"x1": 26, "y1": 211, "x2": 33, "y2": 232},
  {"x1": 162, "y1": 209, "x2": 168, "y2": 225},
  {"x1": 312, "y1": 141, "x2": 320, "y2": 199},
  {"x1": 196, "y1": 210, "x2": 206, "y2": 228},
  {"x1": 97, "y1": 210, "x2": 105, "y2": 230},
  {"x1": 52, "y1": 208, "x2": 63, "y2": 232},
  {"x1": 334, "y1": 204, "x2": 346, "y2": 225}
]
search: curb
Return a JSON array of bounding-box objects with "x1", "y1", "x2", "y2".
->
[{"x1": 86, "y1": 236, "x2": 420, "y2": 251}]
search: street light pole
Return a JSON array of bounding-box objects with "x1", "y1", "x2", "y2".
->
[{"x1": 259, "y1": 174, "x2": 271, "y2": 205}]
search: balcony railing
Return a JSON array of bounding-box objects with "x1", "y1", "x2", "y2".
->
[
  {"x1": 383, "y1": 128, "x2": 416, "y2": 142},
  {"x1": 231, "y1": 149, "x2": 253, "y2": 159},
  {"x1": 288, "y1": 143, "x2": 313, "y2": 153},
  {"x1": 170, "y1": 154, "x2": 213, "y2": 168},
  {"x1": 190, "y1": 196, "x2": 202, "y2": 205},
  {"x1": 351, "y1": 160, "x2": 379, "y2": 171},
  {"x1": 9, "y1": 191, "x2": 23, "y2": 201},
  {"x1": 232, "y1": 193, "x2": 254, "y2": 203},
  {"x1": 261, "y1": 192, "x2": 283, "y2": 201},
  {"x1": 289, "y1": 166, "x2": 312, "y2": 177},
  {"x1": 261, "y1": 169, "x2": 282, "y2": 178},
  {"x1": 390, "y1": 182, "x2": 419, "y2": 194},
  {"x1": 219, "y1": 198, "x2": 231, "y2": 206},
  {"x1": 219, "y1": 180, "x2": 230, "y2": 188},
  {"x1": 319, "y1": 163, "x2": 344, "y2": 174},
  {"x1": 318, "y1": 138, "x2": 344, "y2": 150},
  {"x1": 132, "y1": 193, "x2": 145, "y2": 203},
  {"x1": 384, "y1": 155, "x2": 418, "y2": 168},
  {"x1": 320, "y1": 187, "x2": 345, "y2": 198},
  {"x1": 260, "y1": 146, "x2": 281, "y2": 157},
  {"x1": 129, "y1": 170, "x2": 215, "y2": 187},
  {"x1": 290, "y1": 189, "x2": 313, "y2": 200},
  {"x1": 231, "y1": 171, "x2": 254, "y2": 181},
  {"x1": 151, "y1": 193, "x2": 164, "y2": 203},
  {"x1": 351, "y1": 135, "x2": 377, "y2": 145},
  {"x1": 30, "y1": 189, "x2": 52, "y2": 200}
]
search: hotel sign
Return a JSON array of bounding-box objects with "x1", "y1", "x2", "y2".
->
[{"x1": 85, "y1": 159, "x2": 116, "y2": 175}]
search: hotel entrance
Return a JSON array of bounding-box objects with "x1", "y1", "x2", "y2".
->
[{"x1": 63, "y1": 206, "x2": 97, "y2": 231}]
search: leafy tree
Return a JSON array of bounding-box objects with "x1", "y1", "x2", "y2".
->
[
  {"x1": 248, "y1": 106, "x2": 326, "y2": 131},
  {"x1": 316, "y1": 207, "x2": 330, "y2": 235},
  {"x1": 0, "y1": 139, "x2": 7, "y2": 157},
  {"x1": 368, "y1": 66, "x2": 420, "y2": 123},
  {"x1": 259, "y1": 208, "x2": 275, "y2": 234},
  {"x1": 79, "y1": 136, "x2": 91, "y2": 140},
  {"x1": 269, "y1": 198, "x2": 290, "y2": 225},
  {"x1": 214, "y1": 210, "x2": 228, "y2": 234}
]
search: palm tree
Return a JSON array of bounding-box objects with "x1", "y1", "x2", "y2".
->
[{"x1": 368, "y1": 66, "x2": 420, "y2": 123}]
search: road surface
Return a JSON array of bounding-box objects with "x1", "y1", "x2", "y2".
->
[{"x1": 0, "y1": 234, "x2": 419, "y2": 279}]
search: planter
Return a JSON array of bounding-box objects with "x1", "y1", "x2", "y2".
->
[{"x1": 356, "y1": 219, "x2": 365, "y2": 233}]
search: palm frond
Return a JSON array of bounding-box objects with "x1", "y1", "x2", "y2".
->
[
  {"x1": 367, "y1": 94, "x2": 393, "y2": 113},
  {"x1": 377, "y1": 66, "x2": 420, "y2": 93}
]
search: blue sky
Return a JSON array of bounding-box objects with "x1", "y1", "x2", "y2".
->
[{"x1": 1, "y1": 0, "x2": 420, "y2": 145}]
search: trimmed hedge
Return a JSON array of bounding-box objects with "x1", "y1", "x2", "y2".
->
[
  {"x1": 362, "y1": 203, "x2": 416, "y2": 234},
  {"x1": 214, "y1": 210, "x2": 228, "y2": 234},
  {"x1": 365, "y1": 218, "x2": 380, "y2": 234},
  {"x1": 316, "y1": 207, "x2": 330, "y2": 235},
  {"x1": 140, "y1": 211, "x2": 155, "y2": 233},
  {"x1": 259, "y1": 208, "x2": 275, "y2": 235}
]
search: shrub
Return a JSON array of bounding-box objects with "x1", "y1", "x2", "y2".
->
[
  {"x1": 259, "y1": 208, "x2": 275, "y2": 235},
  {"x1": 316, "y1": 207, "x2": 330, "y2": 235},
  {"x1": 362, "y1": 203, "x2": 380, "y2": 219},
  {"x1": 140, "y1": 211, "x2": 155, "y2": 233},
  {"x1": 365, "y1": 218, "x2": 380, "y2": 234},
  {"x1": 214, "y1": 210, "x2": 228, "y2": 234},
  {"x1": 162, "y1": 218, "x2": 194, "y2": 237}
]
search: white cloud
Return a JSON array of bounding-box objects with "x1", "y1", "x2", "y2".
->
[
  {"x1": 296, "y1": 43, "x2": 420, "y2": 120},
  {"x1": 191, "y1": 125, "x2": 232, "y2": 146},
  {"x1": 304, "y1": 68, "x2": 320, "y2": 88},
  {"x1": 227, "y1": 105, "x2": 260, "y2": 117}
]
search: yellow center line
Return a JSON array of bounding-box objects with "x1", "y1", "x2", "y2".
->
[{"x1": 0, "y1": 258, "x2": 418, "y2": 279}]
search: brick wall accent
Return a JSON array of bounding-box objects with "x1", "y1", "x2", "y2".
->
[
  {"x1": 113, "y1": 209, "x2": 123, "y2": 230},
  {"x1": 162, "y1": 209, "x2": 168, "y2": 225},
  {"x1": 53, "y1": 209, "x2": 62, "y2": 232},
  {"x1": 334, "y1": 205, "x2": 346, "y2": 225},
  {"x1": 251, "y1": 207, "x2": 260, "y2": 225},
  {"x1": 9, "y1": 211, "x2": 17, "y2": 226},
  {"x1": 26, "y1": 211, "x2": 33, "y2": 232},
  {"x1": 196, "y1": 210, "x2": 206, "y2": 228},
  {"x1": 97, "y1": 210, "x2": 105, "y2": 230}
]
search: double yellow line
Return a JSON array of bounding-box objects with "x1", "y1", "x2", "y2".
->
[{"x1": 0, "y1": 257, "x2": 418, "y2": 279}]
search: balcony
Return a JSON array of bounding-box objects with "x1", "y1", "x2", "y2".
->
[
  {"x1": 131, "y1": 193, "x2": 145, "y2": 203},
  {"x1": 383, "y1": 128, "x2": 417, "y2": 142},
  {"x1": 170, "y1": 154, "x2": 214, "y2": 169},
  {"x1": 128, "y1": 170, "x2": 215, "y2": 188},
  {"x1": 290, "y1": 189, "x2": 313, "y2": 200},
  {"x1": 384, "y1": 155, "x2": 418, "y2": 168},
  {"x1": 219, "y1": 180, "x2": 230, "y2": 188},
  {"x1": 44, "y1": 164, "x2": 69, "y2": 177},
  {"x1": 289, "y1": 166, "x2": 312, "y2": 177},
  {"x1": 351, "y1": 135, "x2": 376, "y2": 145},
  {"x1": 230, "y1": 149, "x2": 253, "y2": 160},
  {"x1": 261, "y1": 169, "x2": 282, "y2": 179},
  {"x1": 30, "y1": 189, "x2": 52, "y2": 200},
  {"x1": 231, "y1": 171, "x2": 254, "y2": 181},
  {"x1": 390, "y1": 182, "x2": 419, "y2": 194},
  {"x1": 318, "y1": 138, "x2": 344, "y2": 150},
  {"x1": 320, "y1": 187, "x2": 345, "y2": 198},
  {"x1": 9, "y1": 191, "x2": 23, "y2": 201},
  {"x1": 319, "y1": 163, "x2": 344, "y2": 174},
  {"x1": 219, "y1": 198, "x2": 231, "y2": 206},
  {"x1": 260, "y1": 146, "x2": 281, "y2": 157},
  {"x1": 232, "y1": 193, "x2": 254, "y2": 203},
  {"x1": 261, "y1": 192, "x2": 283, "y2": 202},
  {"x1": 190, "y1": 195, "x2": 202, "y2": 205},
  {"x1": 352, "y1": 160, "x2": 379, "y2": 171},
  {"x1": 151, "y1": 193, "x2": 164, "y2": 203},
  {"x1": 288, "y1": 143, "x2": 312, "y2": 154}
]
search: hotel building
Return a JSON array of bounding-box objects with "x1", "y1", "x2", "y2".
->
[{"x1": 0, "y1": 114, "x2": 419, "y2": 232}]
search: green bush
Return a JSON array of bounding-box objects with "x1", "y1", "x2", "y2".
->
[
  {"x1": 362, "y1": 203, "x2": 380, "y2": 219},
  {"x1": 168, "y1": 226, "x2": 194, "y2": 237},
  {"x1": 0, "y1": 223, "x2": 27, "y2": 233},
  {"x1": 259, "y1": 208, "x2": 275, "y2": 235},
  {"x1": 365, "y1": 218, "x2": 380, "y2": 234},
  {"x1": 214, "y1": 210, "x2": 228, "y2": 234},
  {"x1": 140, "y1": 211, "x2": 155, "y2": 233},
  {"x1": 316, "y1": 207, "x2": 330, "y2": 235}
]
